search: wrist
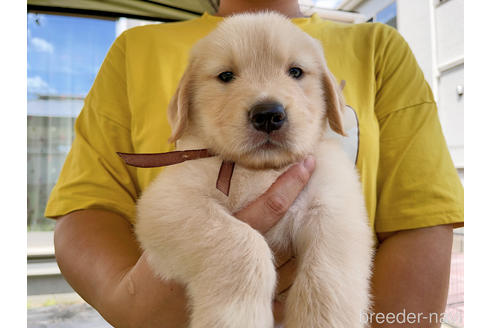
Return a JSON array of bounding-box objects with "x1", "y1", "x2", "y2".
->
[
  {"x1": 101, "y1": 255, "x2": 190, "y2": 328},
  {"x1": 95, "y1": 265, "x2": 138, "y2": 328}
]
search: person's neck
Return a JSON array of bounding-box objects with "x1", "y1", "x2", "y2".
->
[{"x1": 216, "y1": 0, "x2": 304, "y2": 18}]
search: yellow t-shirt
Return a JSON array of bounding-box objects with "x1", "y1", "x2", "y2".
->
[{"x1": 45, "y1": 13, "x2": 464, "y2": 235}]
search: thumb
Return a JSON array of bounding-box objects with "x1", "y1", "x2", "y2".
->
[{"x1": 234, "y1": 156, "x2": 316, "y2": 234}]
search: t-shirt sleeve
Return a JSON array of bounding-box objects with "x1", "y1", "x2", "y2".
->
[
  {"x1": 45, "y1": 31, "x2": 139, "y2": 222},
  {"x1": 373, "y1": 24, "x2": 464, "y2": 233}
]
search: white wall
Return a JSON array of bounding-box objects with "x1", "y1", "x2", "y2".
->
[
  {"x1": 435, "y1": 0, "x2": 464, "y2": 66},
  {"x1": 439, "y1": 64, "x2": 464, "y2": 167},
  {"x1": 396, "y1": 0, "x2": 434, "y2": 86},
  {"x1": 434, "y1": 0, "x2": 464, "y2": 168}
]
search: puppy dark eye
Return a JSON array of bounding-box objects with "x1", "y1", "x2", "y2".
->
[
  {"x1": 288, "y1": 67, "x2": 303, "y2": 79},
  {"x1": 218, "y1": 71, "x2": 235, "y2": 83}
]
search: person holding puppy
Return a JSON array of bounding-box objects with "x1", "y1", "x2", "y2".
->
[{"x1": 46, "y1": 0, "x2": 464, "y2": 327}]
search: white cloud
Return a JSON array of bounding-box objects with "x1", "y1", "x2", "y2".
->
[
  {"x1": 30, "y1": 37, "x2": 54, "y2": 54},
  {"x1": 27, "y1": 76, "x2": 57, "y2": 94}
]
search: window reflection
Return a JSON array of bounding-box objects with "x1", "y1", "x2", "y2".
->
[
  {"x1": 27, "y1": 13, "x2": 116, "y2": 231},
  {"x1": 375, "y1": 2, "x2": 397, "y2": 28}
]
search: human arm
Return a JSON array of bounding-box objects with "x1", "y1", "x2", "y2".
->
[
  {"x1": 53, "y1": 156, "x2": 314, "y2": 328},
  {"x1": 369, "y1": 224, "x2": 453, "y2": 328},
  {"x1": 54, "y1": 209, "x2": 188, "y2": 328},
  {"x1": 366, "y1": 24, "x2": 463, "y2": 327}
]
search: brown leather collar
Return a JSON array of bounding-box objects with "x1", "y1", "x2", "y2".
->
[{"x1": 117, "y1": 150, "x2": 235, "y2": 196}]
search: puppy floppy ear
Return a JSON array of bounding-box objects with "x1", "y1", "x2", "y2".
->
[
  {"x1": 167, "y1": 66, "x2": 194, "y2": 143},
  {"x1": 322, "y1": 67, "x2": 346, "y2": 136}
]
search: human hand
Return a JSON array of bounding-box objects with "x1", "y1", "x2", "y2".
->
[{"x1": 234, "y1": 155, "x2": 316, "y2": 322}]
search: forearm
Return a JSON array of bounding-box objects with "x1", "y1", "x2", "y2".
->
[
  {"x1": 52, "y1": 161, "x2": 314, "y2": 327},
  {"x1": 369, "y1": 224, "x2": 453, "y2": 328},
  {"x1": 54, "y1": 209, "x2": 188, "y2": 328}
]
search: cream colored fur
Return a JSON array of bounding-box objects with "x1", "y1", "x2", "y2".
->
[{"x1": 136, "y1": 12, "x2": 373, "y2": 328}]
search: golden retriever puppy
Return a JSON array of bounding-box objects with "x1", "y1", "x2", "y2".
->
[{"x1": 135, "y1": 12, "x2": 373, "y2": 328}]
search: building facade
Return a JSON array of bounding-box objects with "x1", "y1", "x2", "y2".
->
[{"x1": 338, "y1": 0, "x2": 464, "y2": 181}]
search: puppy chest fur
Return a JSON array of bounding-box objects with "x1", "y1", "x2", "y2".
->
[{"x1": 135, "y1": 12, "x2": 373, "y2": 328}]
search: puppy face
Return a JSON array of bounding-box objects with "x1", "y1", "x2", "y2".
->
[{"x1": 168, "y1": 13, "x2": 345, "y2": 169}]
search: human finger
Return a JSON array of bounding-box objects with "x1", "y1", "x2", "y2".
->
[{"x1": 234, "y1": 155, "x2": 315, "y2": 234}]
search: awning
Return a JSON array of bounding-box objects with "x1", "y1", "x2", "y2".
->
[
  {"x1": 27, "y1": 0, "x2": 218, "y2": 21},
  {"x1": 27, "y1": 0, "x2": 366, "y2": 23}
]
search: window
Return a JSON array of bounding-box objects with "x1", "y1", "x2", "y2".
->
[
  {"x1": 27, "y1": 13, "x2": 151, "y2": 231},
  {"x1": 374, "y1": 2, "x2": 397, "y2": 29}
]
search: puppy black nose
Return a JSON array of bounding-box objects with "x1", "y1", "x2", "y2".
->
[{"x1": 249, "y1": 102, "x2": 286, "y2": 133}]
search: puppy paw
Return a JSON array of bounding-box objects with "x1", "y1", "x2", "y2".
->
[{"x1": 284, "y1": 274, "x2": 367, "y2": 328}]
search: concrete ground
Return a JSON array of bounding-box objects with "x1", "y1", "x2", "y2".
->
[
  {"x1": 27, "y1": 249, "x2": 463, "y2": 328},
  {"x1": 27, "y1": 293, "x2": 111, "y2": 328},
  {"x1": 27, "y1": 293, "x2": 461, "y2": 328}
]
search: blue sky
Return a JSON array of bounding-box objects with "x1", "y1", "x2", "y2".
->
[
  {"x1": 26, "y1": 4, "x2": 344, "y2": 100},
  {"x1": 27, "y1": 13, "x2": 116, "y2": 99},
  {"x1": 26, "y1": 4, "x2": 344, "y2": 101}
]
